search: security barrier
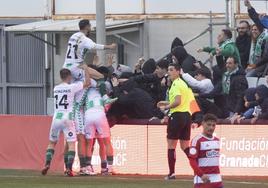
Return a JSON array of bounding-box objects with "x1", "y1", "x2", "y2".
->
[{"x1": 0, "y1": 115, "x2": 268, "y2": 176}]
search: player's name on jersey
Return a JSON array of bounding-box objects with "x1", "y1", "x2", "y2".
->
[{"x1": 54, "y1": 89, "x2": 71, "y2": 93}]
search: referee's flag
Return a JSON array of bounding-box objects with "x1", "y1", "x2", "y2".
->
[{"x1": 188, "y1": 88, "x2": 200, "y2": 115}]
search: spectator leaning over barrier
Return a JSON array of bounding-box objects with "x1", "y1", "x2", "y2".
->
[
  {"x1": 250, "y1": 85, "x2": 268, "y2": 124},
  {"x1": 127, "y1": 59, "x2": 169, "y2": 104},
  {"x1": 181, "y1": 68, "x2": 214, "y2": 94},
  {"x1": 157, "y1": 63, "x2": 192, "y2": 180},
  {"x1": 109, "y1": 78, "x2": 155, "y2": 119},
  {"x1": 245, "y1": 0, "x2": 268, "y2": 77},
  {"x1": 171, "y1": 46, "x2": 199, "y2": 76},
  {"x1": 236, "y1": 20, "x2": 252, "y2": 69},
  {"x1": 223, "y1": 57, "x2": 249, "y2": 123},
  {"x1": 198, "y1": 29, "x2": 241, "y2": 67}
]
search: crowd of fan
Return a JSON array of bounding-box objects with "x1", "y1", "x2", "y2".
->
[{"x1": 91, "y1": 1, "x2": 268, "y2": 125}]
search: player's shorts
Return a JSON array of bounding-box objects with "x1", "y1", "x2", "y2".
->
[
  {"x1": 167, "y1": 112, "x2": 191, "y2": 140},
  {"x1": 74, "y1": 103, "x2": 85, "y2": 135},
  {"x1": 63, "y1": 63, "x2": 85, "y2": 82},
  {"x1": 49, "y1": 112, "x2": 77, "y2": 142},
  {"x1": 84, "y1": 109, "x2": 111, "y2": 139}
]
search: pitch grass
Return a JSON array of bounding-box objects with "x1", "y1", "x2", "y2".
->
[{"x1": 0, "y1": 169, "x2": 268, "y2": 188}]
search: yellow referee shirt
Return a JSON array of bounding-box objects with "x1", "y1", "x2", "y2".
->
[{"x1": 168, "y1": 78, "x2": 191, "y2": 114}]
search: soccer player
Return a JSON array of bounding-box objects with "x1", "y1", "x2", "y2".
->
[
  {"x1": 41, "y1": 67, "x2": 90, "y2": 176},
  {"x1": 83, "y1": 80, "x2": 114, "y2": 175},
  {"x1": 63, "y1": 19, "x2": 116, "y2": 82},
  {"x1": 73, "y1": 86, "x2": 89, "y2": 175},
  {"x1": 188, "y1": 114, "x2": 223, "y2": 188},
  {"x1": 157, "y1": 63, "x2": 192, "y2": 180}
]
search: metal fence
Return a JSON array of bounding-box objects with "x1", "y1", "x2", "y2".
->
[{"x1": 0, "y1": 25, "x2": 47, "y2": 115}]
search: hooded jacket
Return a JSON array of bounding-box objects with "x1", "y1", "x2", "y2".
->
[
  {"x1": 172, "y1": 46, "x2": 197, "y2": 76},
  {"x1": 255, "y1": 85, "x2": 268, "y2": 120}
]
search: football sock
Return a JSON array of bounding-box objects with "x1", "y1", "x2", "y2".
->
[
  {"x1": 85, "y1": 156, "x2": 92, "y2": 166},
  {"x1": 101, "y1": 160, "x2": 107, "y2": 169},
  {"x1": 45, "y1": 149, "x2": 55, "y2": 166},
  {"x1": 67, "y1": 151, "x2": 76, "y2": 170},
  {"x1": 107, "y1": 156, "x2": 114, "y2": 166},
  {"x1": 64, "y1": 152, "x2": 68, "y2": 169},
  {"x1": 79, "y1": 156, "x2": 87, "y2": 168},
  {"x1": 168, "y1": 149, "x2": 176, "y2": 175}
]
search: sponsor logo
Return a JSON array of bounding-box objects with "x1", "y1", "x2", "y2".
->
[
  {"x1": 206, "y1": 150, "x2": 220, "y2": 158},
  {"x1": 68, "y1": 132, "x2": 73, "y2": 137}
]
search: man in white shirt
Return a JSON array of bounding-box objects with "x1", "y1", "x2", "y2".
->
[
  {"x1": 181, "y1": 68, "x2": 214, "y2": 94},
  {"x1": 41, "y1": 66, "x2": 90, "y2": 177},
  {"x1": 63, "y1": 19, "x2": 116, "y2": 82}
]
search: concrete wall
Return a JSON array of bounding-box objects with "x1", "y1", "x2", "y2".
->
[
  {"x1": 147, "y1": 18, "x2": 225, "y2": 64},
  {"x1": 0, "y1": 0, "x2": 51, "y2": 17},
  {"x1": 1, "y1": 0, "x2": 268, "y2": 18}
]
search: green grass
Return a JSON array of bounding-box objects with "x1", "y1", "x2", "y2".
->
[{"x1": 0, "y1": 169, "x2": 267, "y2": 188}]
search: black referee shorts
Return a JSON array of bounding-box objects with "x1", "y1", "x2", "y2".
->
[{"x1": 167, "y1": 112, "x2": 191, "y2": 140}]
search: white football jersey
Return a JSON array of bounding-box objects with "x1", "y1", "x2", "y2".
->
[
  {"x1": 64, "y1": 32, "x2": 104, "y2": 65},
  {"x1": 85, "y1": 82, "x2": 104, "y2": 111},
  {"x1": 53, "y1": 82, "x2": 83, "y2": 113}
]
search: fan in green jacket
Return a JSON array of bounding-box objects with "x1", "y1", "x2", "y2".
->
[{"x1": 198, "y1": 29, "x2": 241, "y2": 67}]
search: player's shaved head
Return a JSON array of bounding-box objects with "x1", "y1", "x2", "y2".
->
[
  {"x1": 79, "y1": 19, "x2": 91, "y2": 30},
  {"x1": 60, "y1": 69, "x2": 72, "y2": 80}
]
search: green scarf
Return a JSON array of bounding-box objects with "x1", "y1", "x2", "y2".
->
[
  {"x1": 222, "y1": 67, "x2": 239, "y2": 95},
  {"x1": 253, "y1": 31, "x2": 268, "y2": 64}
]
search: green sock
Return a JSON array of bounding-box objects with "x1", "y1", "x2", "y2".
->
[
  {"x1": 64, "y1": 152, "x2": 68, "y2": 169},
  {"x1": 45, "y1": 149, "x2": 55, "y2": 166},
  {"x1": 85, "y1": 156, "x2": 92, "y2": 166},
  {"x1": 107, "y1": 156, "x2": 114, "y2": 166},
  {"x1": 79, "y1": 156, "x2": 86, "y2": 168},
  {"x1": 67, "y1": 151, "x2": 76, "y2": 170}
]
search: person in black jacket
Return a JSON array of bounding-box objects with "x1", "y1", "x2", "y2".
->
[
  {"x1": 251, "y1": 84, "x2": 268, "y2": 123},
  {"x1": 171, "y1": 46, "x2": 199, "y2": 76},
  {"x1": 109, "y1": 78, "x2": 155, "y2": 119},
  {"x1": 199, "y1": 56, "x2": 248, "y2": 121},
  {"x1": 222, "y1": 57, "x2": 249, "y2": 119},
  {"x1": 129, "y1": 59, "x2": 169, "y2": 103},
  {"x1": 236, "y1": 20, "x2": 251, "y2": 69}
]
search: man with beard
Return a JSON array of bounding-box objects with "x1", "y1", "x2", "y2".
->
[
  {"x1": 63, "y1": 19, "x2": 116, "y2": 82},
  {"x1": 235, "y1": 20, "x2": 251, "y2": 69}
]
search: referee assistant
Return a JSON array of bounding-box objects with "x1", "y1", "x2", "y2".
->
[{"x1": 157, "y1": 62, "x2": 192, "y2": 180}]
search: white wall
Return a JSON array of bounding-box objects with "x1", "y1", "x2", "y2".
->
[
  {"x1": 1, "y1": 0, "x2": 268, "y2": 18},
  {"x1": 0, "y1": 0, "x2": 51, "y2": 17},
  {"x1": 147, "y1": 19, "x2": 225, "y2": 64},
  {"x1": 145, "y1": 0, "x2": 226, "y2": 13},
  {"x1": 54, "y1": 0, "x2": 227, "y2": 15},
  {"x1": 55, "y1": 0, "x2": 144, "y2": 14}
]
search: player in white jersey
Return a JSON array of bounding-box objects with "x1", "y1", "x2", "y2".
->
[
  {"x1": 83, "y1": 80, "x2": 114, "y2": 175},
  {"x1": 188, "y1": 114, "x2": 223, "y2": 188},
  {"x1": 41, "y1": 66, "x2": 90, "y2": 176},
  {"x1": 63, "y1": 19, "x2": 116, "y2": 82}
]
